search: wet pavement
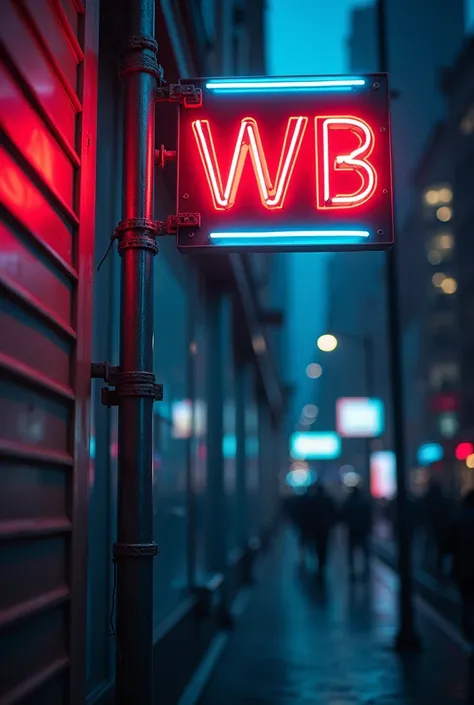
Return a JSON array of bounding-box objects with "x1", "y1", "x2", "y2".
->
[{"x1": 200, "y1": 528, "x2": 470, "y2": 704}]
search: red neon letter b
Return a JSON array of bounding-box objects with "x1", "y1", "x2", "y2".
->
[{"x1": 315, "y1": 116, "x2": 377, "y2": 209}]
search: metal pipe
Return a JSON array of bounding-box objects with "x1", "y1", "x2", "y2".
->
[
  {"x1": 376, "y1": 0, "x2": 420, "y2": 651},
  {"x1": 115, "y1": 1, "x2": 159, "y2": 702}
]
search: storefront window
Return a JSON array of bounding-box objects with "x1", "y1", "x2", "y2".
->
[
  {"x1": 192, "y1": 274, "x2": 208, "y2": 584},
  {"x1": 245, "y1": 373, "x2": 260, "y2": 538},
  {"x1": 223, "y1": 298, "x2": 237, "y2": 556},
  {"x1": 152, "y1": 247, "x2": 189, "y2": 633}
]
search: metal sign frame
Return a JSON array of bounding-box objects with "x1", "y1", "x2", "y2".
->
[{"x1": 176, "y1": 74, "x2": 393, "y2": 253}]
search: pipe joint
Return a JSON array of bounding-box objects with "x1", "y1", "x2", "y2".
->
[
  {"x1": 115, "y1": 217, "x2": 160, "y2": 255},
  {"x1": 118, "y1": 35, "x2": 162, "y2": 81},
  {"x1": 113, "y1": 542, "x2": 159, "y2": 560},
  {"x1": 91, "y1": 365, "x2": 164, "y2": 407}
]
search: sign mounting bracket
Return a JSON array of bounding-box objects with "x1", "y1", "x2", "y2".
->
[{"x1": 156, "y1": 82, "x2": 202, "y2": 108}]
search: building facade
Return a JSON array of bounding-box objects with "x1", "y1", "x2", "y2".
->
[
  {"x1": 317, "y1": 0, "x2": 466, "y2": 485},
  {"x1": 385, "y1": 0, "x2": 465, "y2": 219},
  {"x1": 396, "y1": 34, "x2": 474, "y2": 494},
  {"x1": 0, "y1": 2, "x2": 288, "y2": 704},
  {"x1": 443, "y1": 37, "x2": 474, "y2": 491},
  {"x1": 399, "y1": 122, "x2": 460, "y2": 478},
  {"x1": 347, "y1": 4, "x2": 377, "y2": 75}
]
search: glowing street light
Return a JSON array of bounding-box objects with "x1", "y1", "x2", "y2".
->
[{"x1": 317, "y1": 334, "x2": 338, "y2": 352}]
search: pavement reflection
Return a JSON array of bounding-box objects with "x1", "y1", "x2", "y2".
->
[{"x1": 200, "y1": 528, "x2": 469, "y2": 704}]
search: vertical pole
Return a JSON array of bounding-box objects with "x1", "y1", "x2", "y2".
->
[
  {"x1": 115, "y1": 1, "x2": 160, "y2": 702},
  {"x1": 364, "y1": 336, "x2": 375, "y2": 487},
  {"x1": 376, "y1": 0, "x2": 421, "y2": 650}
]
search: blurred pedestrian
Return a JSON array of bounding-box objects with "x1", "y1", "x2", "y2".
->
[
  {"x1": 446, "y1": 490, "x2": 474, "y2": 646},
  {"x1": 287, "y1": 490, "x2": 313, "y2": 565},
  {"x1": 422, "y1": 481, "x2": 450, "y2": 575},
  {"x1": 306, "y1": 482, "x2": 337, "y2": 577},
  {"x1": 342, "y1": 484, "x2": 373, "y2": 581}
]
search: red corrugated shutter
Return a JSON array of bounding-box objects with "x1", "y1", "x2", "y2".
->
[{"x1": 0, "y1": 0, "x2": 99, "y2": 703}]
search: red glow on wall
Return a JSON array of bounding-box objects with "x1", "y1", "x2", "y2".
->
[
  {"x1": 315, "y1": 116, "x2": 377, "y2": 209},
  {"x1": 0, "y1": 165, "x2": 27, "y2": 208},
  {"x1": 0, "y1": 129, "x2": 53, "y2": 210},
  {"x1": 192, "y1": 116, "x2": 308, "y2": 210},
  {"x1": 456, "y1": 442, "x2": 473, "y2": 460}
]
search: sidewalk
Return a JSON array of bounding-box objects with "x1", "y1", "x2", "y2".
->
[
  {"x1": 199, "y1": 528, "x2": 469, "y2": 705},
  {"x1": 374, "y1": 536, "x2": 463, "y2": 630}
]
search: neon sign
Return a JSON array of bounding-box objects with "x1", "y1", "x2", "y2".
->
[
  {"x1": 177, "y1": 75, "x2": 393, "y2": 252},
  {"x1": 336, "y1": 397, "x2": 385, "y2": 438},
  {"x1": 290, "y1": 431, "x2": 342, "y2": 460}
]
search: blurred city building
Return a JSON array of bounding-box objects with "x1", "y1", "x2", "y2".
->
[
  {"x1": 315, "y1": 250, "x2": 390, "y2": 482},
  {"x1": 400, "y1": 122, "x2": 459, "y2": 481},
  {"x1": 380, "y1": 33, "x2": 474, "y2": 495},
  {"x1": 0, "y1": 1, "x2": 288, "y2": 704},
  {"x1": 385, "y1": 0, "x2": 465, "y2": 219},
  {"x1": 442, "y1": 36, "x2": 474, "y2": 492},
  {"x1": 347, "y1": 4, "x2": 377, "y2": 75},
  {"x1": 318, "y1": 0, "x2": 466, "y2": 486},
  {"x1": 347, "y1": 0, "x2": 464, "y2": 215}
]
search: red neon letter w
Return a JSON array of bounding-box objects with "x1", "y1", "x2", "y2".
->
[{"x1": 192, "y1": 117, "x2": 307, "y2": 210}]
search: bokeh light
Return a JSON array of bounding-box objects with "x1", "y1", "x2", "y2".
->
[
  {"x1": 306, "y1": 362, "x2": 323, "y2": 379},
  {"x1": 428, "y1": 250, "x2": 442, "y2": 265},
  {"x1": 436, "y1": 206, "x2": 452, "y2": 222},
  {"x1": 302, "y1": 404, "x2": 318, "y2": 419},
  {"x1": 343, "y1": 471, "x2": 360, "y2": 488},
  {"x1": 317, "y1": 334, "x2": 338, "y2": 352},
  {"x1": 438, "y1": 233, "x2": 454, "y2": 249},
  {"x1": 432, "y1": 272, "x2": 446, "y2": 287},
  {"x1": 440, "y1": 277, "x2": 457, "y2": 294},
  {"x1": 438, "y1": 187, "x2": 453, "y2": 203}
]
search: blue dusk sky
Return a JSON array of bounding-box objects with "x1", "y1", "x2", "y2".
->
[{"x1": 266, "y1": 0, "x2": 374, "y2": 427}]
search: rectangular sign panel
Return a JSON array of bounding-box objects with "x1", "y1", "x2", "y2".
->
[
  {"x1": 176, "y1": 74, "x2": 393, "y2": 252},
  {"x1": 370, "y1": 450, "x2": 396, "y2": 499},
  {"x1": 290, "y1": 431, "x2": 341, "y2": 460},
  {"x1": 336, "y1": 397, "x2": 384, "y2": 438}
]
